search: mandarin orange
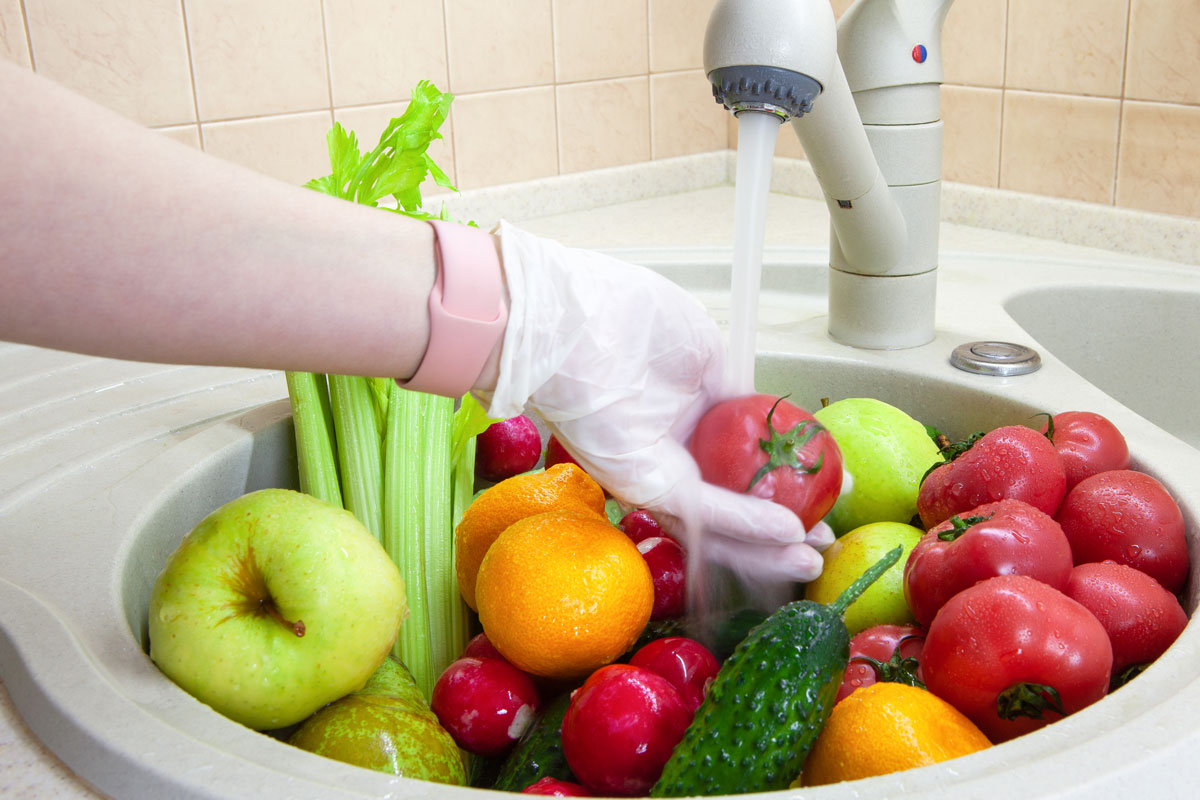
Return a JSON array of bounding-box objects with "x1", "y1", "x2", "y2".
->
[
  {"x1": 454, "y1": 463, "x2": 606, "y2": 610},
  {"x1": 800, "y1": 682, "x2": 991, "y2": 786},
  {"x1": 474, "y1": 510, "x2": 653, "y2": 680}
]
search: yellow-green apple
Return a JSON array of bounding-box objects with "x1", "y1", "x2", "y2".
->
[
  {"x1": 814, "y1": 398, "x2": 942, "y2": 535},
  {"x1": 803, "y1": 521, "x2": 923, "y2": 635},
  {"x1": 148, "y1": 489, "x2": 407, "y2": 730}
]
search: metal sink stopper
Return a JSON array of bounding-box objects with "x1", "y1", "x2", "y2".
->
[{"x1": 950, "y1": 341, "x2": 1042, "y2": 376}]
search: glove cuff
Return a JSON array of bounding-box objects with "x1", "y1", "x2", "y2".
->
[{"x1": 396, "y1": 220, "x2": 508, "y2": 397}]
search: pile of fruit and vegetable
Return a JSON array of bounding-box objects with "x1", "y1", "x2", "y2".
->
[{"x1": 144, "y1": 87, "x2": 1192, "y2": 796}]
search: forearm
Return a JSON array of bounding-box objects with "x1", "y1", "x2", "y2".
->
[{"x1": 0, "y1": 62, "x2": 438, "y2": 379}]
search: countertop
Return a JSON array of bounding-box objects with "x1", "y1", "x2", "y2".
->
[{"x1": 3, "y1": 152, "x2": 1197, "y2": 799}]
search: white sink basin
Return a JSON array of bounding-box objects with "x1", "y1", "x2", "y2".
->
[{"x1": 2, "y1": 246, "x2": 1199, "y2": 799}]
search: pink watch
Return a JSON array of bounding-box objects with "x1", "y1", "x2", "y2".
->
[{"x1": 396, "y1": 220, "x2": 508, "y2": 397}]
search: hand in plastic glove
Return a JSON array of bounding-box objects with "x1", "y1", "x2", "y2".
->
[{"x1": 477, "y1": 221, "x2": 833, "y2": 584}]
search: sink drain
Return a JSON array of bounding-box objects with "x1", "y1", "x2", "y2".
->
[{"x1": 950, "y1": 341, "x2": 1042, "y2": 377}]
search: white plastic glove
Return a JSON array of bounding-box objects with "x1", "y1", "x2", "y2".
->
[{"x1": 476, "y1": 221, "x2": 832, "y2": 583}]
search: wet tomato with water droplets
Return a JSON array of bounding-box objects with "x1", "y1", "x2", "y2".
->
[
  {"x1": 917, "y1": 424, "x2": 1066, "y2": 529},
  {"x1": 836, "y1": 623, "x2": 926, "y2": 705},
  {"x1": 1037, "y1": 411, "x2": 1130, "y2": 490},
  {"x1": 903, "y1": 498, "x2": 1074, "y2": 626},
  {"x1": 922, "y1": 575, "x2": 1112, "y2": 743}
]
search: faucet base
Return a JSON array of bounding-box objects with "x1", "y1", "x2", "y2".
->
[{"x1": 827, "y1": 267, "x2": 937, "y2": 349}]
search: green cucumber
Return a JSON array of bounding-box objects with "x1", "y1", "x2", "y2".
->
[
  {"x1": 491, "y1": 691, "x2": 575, "y2": 792},
  {"x1": 650, "y1": 546, "x2": 903, "y2": 797}
]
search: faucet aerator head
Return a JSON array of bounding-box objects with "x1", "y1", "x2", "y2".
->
[{"x1": 708, "y1": 65, "x2": 821, "y2": 122}]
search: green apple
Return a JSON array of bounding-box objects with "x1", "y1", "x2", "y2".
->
[
  {"x1": 814, "y1": 397, "x2": 942, "y2": 536},
  {"x1": 148, "y1": 488, "x2": 407, "y2": 730},
  {"x1": 803, "y1": 521, "x2": 923, "y2": 635},
  {"x1": 289, "y1": 655, "x2": 466, "y2": 784}
]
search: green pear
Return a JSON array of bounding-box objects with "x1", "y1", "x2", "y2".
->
[
  {"x1": 814, "y1": 397, "x2": 942, "y2": 536},
  {"x1": 149, "y1": 488, "x2": 407, "y2": 730},
  {"x1": 289, "y1": 656, "x2": 467, "y2": 785},
  {"x1": 804, "y1": 521, "x2": 923, "y2": 635}
]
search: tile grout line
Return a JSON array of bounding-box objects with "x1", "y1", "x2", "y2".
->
[
  {"x1": 178, "y1": 0, "x2": 205, "y2": 150},
  {"x1": 17, "y1": 0, "x2": 34, "y2": 70},
  {"x1": 995, "y1": 0, "x2": 1009, "y2": 191},
  {"x1": 1113, "y1": 0, "x2": 1134, "y2": 208},
  {"x1": 317, "y1": 0, "x2": 335, "y2": 130},
  {"x1": 439, "y1": 0, "x2": 457, "y2": 188},
  {"x1": 549, "y1": 0, "x2": 562, "y2": 178}
]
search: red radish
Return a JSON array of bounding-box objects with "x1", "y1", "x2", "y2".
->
[
  {"x1": 544, "y1": 434, "x2": 579, "y2": 470},
  {"x1": 561, "y1": 664, "x2": 691, "y2": 796},
  {"x1": 476, "y1": 415, "x2": 542, "y2": 482},
  {"x1": 620, "y1": 509, "x2": 672, "y2": 543},
  {"x1": 522, "y1": 777, "x2": 593, "y2": 796},
  {"x1": 636, "y1": 536, "x2": 687, "y2": 619},
  {"x1": 431, "y1": 657, "x2": 540, "y2": 757},
  {"x1": 461, "y1": 632, "x2": 507, "y2": 662},
  {"x1": 628, "y1": 637, "x2": 719, "y2": 714}
]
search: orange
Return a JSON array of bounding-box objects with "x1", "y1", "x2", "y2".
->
[
  {"x1": 474, "y1": 510, "x2": 654, "y2": 680},
  {"x1": 800, "y1": 682, "x2": 992, "y2": 787},
  {"x1": 455, "y1": 462, "x2": 606, "y2": 610}
]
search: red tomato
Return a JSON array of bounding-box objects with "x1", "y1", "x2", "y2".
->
[
  {"x1": 1055, "y1": 469, "x2": 1189, "y2": 594},
  {"x1": 687, "y1": 394, "x2": 843, "y2": 529},
  {"x1": 1037, "y1": 411, "x2": 1130, "y2": 490},
  {"x1": 1065, "y1": 561, "x2": 1188, "y2": 678},
  {"x1": 922, "y1": 575, "x2": 1112, "y2": 742},
  {"x1": 835, "y1": 623, "x2": 926, "y2": 705},
  {"x1": 918, "y1": 425, "x2": 1066, "y2": 529},
  {"x1": 903, "y1": 499, "x2": 1074, "y2": 626}
]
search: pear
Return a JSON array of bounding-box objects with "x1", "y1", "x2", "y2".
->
[
  {"x1": 814, "y1": 398, "x2": 942, "y2": 536},
  {"x1": 289, "y1": 655, "x2": 466, "y2": 785}
]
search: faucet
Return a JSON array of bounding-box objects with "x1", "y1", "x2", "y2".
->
[{"x1": 705, "y1": 0, "x2": 954, "y2": 349}]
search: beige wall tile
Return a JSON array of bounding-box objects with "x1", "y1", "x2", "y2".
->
[
  {"x1": 451, "y1": 86, "x2": 558, "y2": 188},
  {"x1": 942, "y1": 0, "x2": 1005, "y2": 87},
  {"x1": 651, "y1": 70, "x2": 728, "y2": 159},
  {"x1": 201, "y1": 111, "x2": 334, "y2": 186},
  {"x1": 0, "y1": 0, "x2": 30, "y2": 66},
  {"x1": 323, "y1": 0, "x2": 448, "y2": 108},
  {"x1": 941, "y1": 85, "x2": 1001, "y2": 186},
  {"x1": 1117, "y1": 101, "x2": 1200, "y2": 218},
  {"x1": 334, "y1": 102, "x2": 457, "y2": 195},
  {"x1": 1001, "y1": 91, "x2": 1120, "y2": 205},
  {"x1": 1006, "y1": 0, "x2": 1128, "y2": 97},
  {"x1": 1126, "y1": 0, "x2": 1200, "y2": 105},
  {"x1": 557, "y1": 77, "x2": 651, "y2": 174},
  {"x1": 158, "y1": 124, "x2": 202, "y2": 150},
  {"x1": 24, "y1": 0, "x2": 194, "y2": 126},
  {"x1": 445, "y1": 0, "x2": 553, "y2": 93},
  {"x1": 555, "y1": 0, "x2": 648, "y2": 83},
  {"x1": 649, "y1": 0, "x2": 714, "y2": 73},
  {"x1": 185, "y1": 0, "x2": 329, "y2": 121}
]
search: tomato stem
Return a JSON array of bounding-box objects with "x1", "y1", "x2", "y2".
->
[
  {"x1": 746, "y1": 395, "x2": 826, "y2": 493},
  {"x1": 996, "y1": 681, "x2": 1066, "y2": 721},
  {"x1": 849, "y1": 636, "x2": 926, "y2": 689},
  {"x1": 936, "y1": 513, "x2": 993, "y2": 542}
]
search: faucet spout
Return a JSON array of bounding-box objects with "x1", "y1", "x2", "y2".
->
[{"x1": 704, "y1": 0, "x2": 955, "y2": 350}]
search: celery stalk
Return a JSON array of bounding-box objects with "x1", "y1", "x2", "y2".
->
[
  {"x1": 284, "y1": 371, "x2": 342, "y2": 507},
  {"x1": 328, "y1": 374, "x2": 384, "y2": 540}
]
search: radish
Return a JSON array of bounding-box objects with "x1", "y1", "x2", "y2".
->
[
  {"x1": 461, "y1": 631, "x2": 507, "y2": 662},
  {"x1": 628, "y1": 637, "x2": 720, "y2": 714},
  {"x1": 476, "y1": 415, "x2": 542, "y2": 482},
  {"x1": 619, "y1": 509, "x2": 672, "y2": 543},
  {"x1": 543, "y1": 434, "x2": 579, "y2": 470},
  {"x1": 561, "y1": 664, "x2": 691, "y2": 796},
  {"x1": 522, "y1": 777, "x2": 593, "y2": 795},
  {"x1": 636, "y1": 536, "x2": 687, "y2": 619},
  {"x1": 430, "y1": 657, "x2": 540, "y2": 756}
]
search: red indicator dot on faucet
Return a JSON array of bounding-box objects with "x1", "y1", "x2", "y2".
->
[{"x1": 912, "y1": 44, "x2": 928, "y2": 63}]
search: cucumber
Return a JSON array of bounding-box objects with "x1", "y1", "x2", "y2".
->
[
  {"x1": 650, "y1": 546, "x2": 902, "y2": 797},
  {"x1": 491, "y1": 691, "x2": 575, "y2": 792}
]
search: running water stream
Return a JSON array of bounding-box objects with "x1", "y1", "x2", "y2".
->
[
  {"x1": 726, "y1": 111, "x2": 783, "y2": 393},
  {"x1": 687, "y1": 112, "x2": 793, "y2": 638}
]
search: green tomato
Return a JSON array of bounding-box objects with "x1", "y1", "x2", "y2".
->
[
  {"x1": 803, "y1": 521, "x2": 923, "y2": 635},
  {"x1": 814, "y1": 397, "x2": 942, "y2": 536}
]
